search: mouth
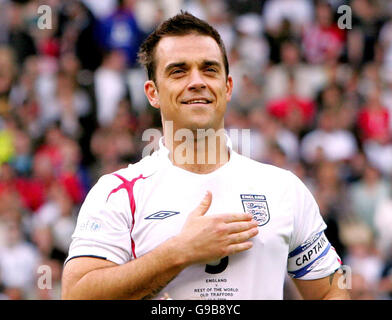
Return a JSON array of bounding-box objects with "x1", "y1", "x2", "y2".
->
[{"x1": 181, "y1": 98, "x2": 213, "y2": 105}]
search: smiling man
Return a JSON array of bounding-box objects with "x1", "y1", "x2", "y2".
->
[
  {"x1": 61, "y1": 12, "x2": 350, "y2": 300},
  {"x1": 149, "y1": 34, "x2": 228, "y2": 131},
  {"x1": 141, "y1": 19, "x2": 233, "y2": 172}
]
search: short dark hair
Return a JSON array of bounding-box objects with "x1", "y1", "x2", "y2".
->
[{"x1": 138, "y1": 11, "x2": 229, "y2": 83}]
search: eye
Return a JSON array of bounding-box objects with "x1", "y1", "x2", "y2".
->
[
  {"x1": 205, "y1": 67, "x2": 217, "y2": 73},
  {"x1": 171, "y1": 69, "x2": 185, "y2": 75}
]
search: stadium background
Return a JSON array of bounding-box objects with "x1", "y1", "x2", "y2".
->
[{"x1": 0, "y1": 0, "x2": 391, "y2": 300}]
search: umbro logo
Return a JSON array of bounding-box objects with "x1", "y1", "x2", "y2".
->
[{"x1": 145, "y1": 211, "x2": 180, "y2": 220}]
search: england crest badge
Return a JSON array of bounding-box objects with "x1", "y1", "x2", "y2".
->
[{"x1": 241, "y1": 194, "x2": 270, "y2": 226}]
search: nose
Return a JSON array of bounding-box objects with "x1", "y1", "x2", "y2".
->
[{"x1": 187, "y1": 69, "x2": 207, "y2": 91}]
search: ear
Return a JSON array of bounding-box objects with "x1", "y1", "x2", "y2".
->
[
  {"x1": 225, "y1": 75, "x2": 233, "y2": 102},
  {"x1": 144, "y1": 80, "x2": 160, "y2": 109}
]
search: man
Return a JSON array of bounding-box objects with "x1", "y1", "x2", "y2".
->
[{"x1": 61, "y1": 12, "x2": 350, "y2": 300}]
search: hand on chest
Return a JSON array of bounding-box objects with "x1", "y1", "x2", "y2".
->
[{"x1": 132, "y1": 175, "x2": 287, "y2": 258}]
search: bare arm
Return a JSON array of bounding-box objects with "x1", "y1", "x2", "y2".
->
[
  {"x1": 61, "y1": 237, "x2": 188, "y2": 300},
  {"x1": 292, "y1": 269, "x2": 351, "y2": 300},
  {"x1": 61, "y1": 191, "x2": 258, "y2": 299}
]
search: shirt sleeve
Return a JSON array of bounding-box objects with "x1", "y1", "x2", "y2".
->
[
  {"x1": 65, "y1": 174, "x2": 133, "y2": 265},
  {"x1": 287, "y1": 172, "x2": 342, "y2": 280}
]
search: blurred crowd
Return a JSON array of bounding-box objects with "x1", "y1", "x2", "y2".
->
[{"x1": 0, "y1": 0, "x2": 391, "y2": 300}]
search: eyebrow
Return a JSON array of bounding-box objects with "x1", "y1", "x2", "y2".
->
[
  {"x1": 164, "y1": 62, "x2": 187, "y2": 74},
  {"x1": 164, "y1": 60, "x2": 222, "y2": 74},
  {"x1": 202, "y1": 60, "x2": 221, "y2": 69}
]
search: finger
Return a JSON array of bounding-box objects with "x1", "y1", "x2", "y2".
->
[
  {"x1": 226, "y1": 220, "x2": 259, "y2": 234},
  {"x1": 190, "y1": 191, "x2": 212, "y2": 217},
  {"x1": 220, "y1": 212, "x2": 254, "y2": 223},
  {"x1": 228, "y1": 227, "x2": 259, "y2": 244},
  {"x1": 227, "y1": 241, "x2": 254, "y2": 255}
]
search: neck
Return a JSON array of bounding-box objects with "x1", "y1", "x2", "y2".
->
[{"x1": 163, "y1": 126, "x2": 230, "y2": 174}]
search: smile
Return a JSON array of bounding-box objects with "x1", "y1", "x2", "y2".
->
[{"x1": 181, "y1": 98, "x2": 212, "y2": 104}]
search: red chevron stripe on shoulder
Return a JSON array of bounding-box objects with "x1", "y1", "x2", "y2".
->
[{"x1": 106, "y1": 173, "x2": 149, "y2": 259}]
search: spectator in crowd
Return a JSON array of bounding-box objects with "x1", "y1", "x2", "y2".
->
[
  {"x1": 94, "y1": 49, "x2": 129, "y2": 127},
  {"x1": 300, "y1": 107, "x2": 358, "y2": 164},
  {"x1": 266, "y1": 72, "x2": 315, "y2": 135},
  {"x1": 317, "y1": 82, "x2": 358, "y2": 132},
  {"x1": 302, "y1": 0, "x2": 345, "y2": 65},
  {"x1": 32, "y1": 182, "x2": 76, "y2": 257},
  {"x1": 348, "y1": 164, "x2": 390, "y2": 233},
  {"x1": 39, "y1": 70, "x2": 91, "y2": 138},
  {"x1": 251, "y1": 108, "x2": 300, "y2": 164},
  {"x1": 341, "y1": 222, "x2": 384, "y2": 298},
  {"x1": 4, "y1": 1, "x2": 36, "y2": 67},
  {"x1": 363, "y1": 137, "x2": 392, "y2": 177},
  {"x1": 97, "y1": 0, "x2": 145, "y2": 68},
  {"x1": 8, "y1": 55, "x2": 42, "y2": 139},
  {"x1": 264, "y1": 39, "x2": 328, "y2": 102},
  {"x1": 30, "y1": 224, "x2": 63, "y2": 299},
  {"x1": 230, "y1": 72, "x2": 265, "y2": 113},
  {"x1": 311, "y1": 161, "x2": 350, "y2": 257},
  {"x1": 0, "y1": 215, "x2": 40, "y2": 299},
  {"x1": 235, "y1": 13, "x2": 269, "y2": 72},
  {"x1": 59, "y1": 1, "x2": 104, "y2": 71},
  {"x1": 0, "y1": 160, "x2": 44, "y2": 213},
  {"x1": 226, "y1": 107, "x2": 266, "y2": 162},
  {"x1": 89, "y1": 101, "x2": 139, "y2": 183},
  {"x1": 263, "y1": 0, "x2": 313, "y2": 38},
  {"x1": 357, "y1": 85, "x2": 390, "y2": 143},
  {"x1": 348, "y1": 0, "x2": 386, "y2": 67}
]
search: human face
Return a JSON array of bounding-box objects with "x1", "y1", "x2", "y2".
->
[{"x1": 144, "y1": 34, "x2": 233, "y2": 133}]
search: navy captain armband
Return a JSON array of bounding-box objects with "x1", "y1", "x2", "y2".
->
[{"x1": 287, "y1": 231, "x2": 331, "y2": 278}]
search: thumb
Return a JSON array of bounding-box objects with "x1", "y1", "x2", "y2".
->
[{"x1": 190, "y1": 191, "x2": 212, "y2": 217}]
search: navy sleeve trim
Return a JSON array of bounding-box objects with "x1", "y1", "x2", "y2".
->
[{"x1": 64, "y1": 255, "x2": 107, "y2": 265}]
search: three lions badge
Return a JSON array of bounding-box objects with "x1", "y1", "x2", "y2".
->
[{"x1": 241, "y1": 194, "x2": 270, "y2": 227}]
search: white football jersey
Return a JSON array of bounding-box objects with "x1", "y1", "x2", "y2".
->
[{"x1": 66, "y1": 137, "x2": 342, "y2": 299}]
